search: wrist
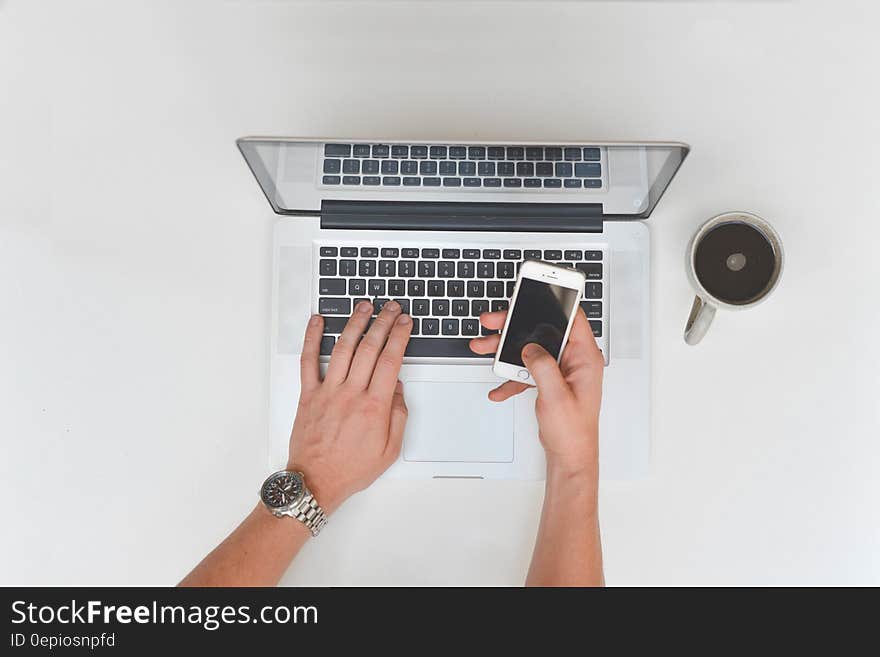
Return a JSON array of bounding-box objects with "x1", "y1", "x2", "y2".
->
[
  {"x1": 545, "y1": 460, "x2": 599, "y2": 512},
  {"x1": 286, "y1": 462, "x2": 345, "y2": 516}
]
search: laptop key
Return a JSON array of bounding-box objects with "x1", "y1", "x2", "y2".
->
[
  {"x1": 483, "y1": 177, "x2": 502, "y2": 187},
  {"x1": 449, "y1": 146, "x2": 467, "y2": 159},
  {"x1": 381, "y1": 247, "x2": 399, "y2": 257},
  {"x1": 407, "y1": 279, "x2": 425, "y2": 296},
  {"x1": 457, "y1": 261, "x2": 475, "y2": 278},
  {"x1": 339, "y1": 259, "x2": 356, "y2": 276},
  {"x1": 404, "y1": 337, "x2": 491, "y2": 358},
  {"x1": 467, "y1": 281, "x2": 485, "y2": 297},
  {"x1": 410, "y1": 318, "x2": 420, "y2": 335},
  {"x1": 564, "y1": 179, "x2": 582, "y2": 188},
  {"x1": 585, "y1": 282, "x2": 603, "y2": 299},
  {"x1": 388, "y1": 279, "x2": 405, "y2": 296},
  {"x1": 585, "y1": 250, "x2": 602, "y2": 260},
  {"x1": 575, "y1": 263, "x2": 602, "y2": 279},
  {"x1": 461, "y1": 319, "x2": 479, "y2": 336},
  {"x1": 477, "y1": 262, "x2": 494, "y2": 278},
  {"x1": 340, "y1": 247, "x2": 358, "y2": 257},
  {"x1": 524, "y1": 178, "x2": 541, "y2": 188},
  {"x1": 319, "y1": 278, "x2": 346, "y2": 295},
  {"x1": 319, "y1": 259, "x2": 337, "y2": 276},
  {"x1": 353, "y1": 144, "x2": 371, "y2": 157},
  {"x1": 382, "y1": 176, "x2": 401, "y2": 186},
  {"x1": 463, "y1": 248, "x2": 480, "y2": 259},
  {"x1": 401, "y1": 160, "x2": 418, "y2": 175},
  {"x1": 487, "y1": 281, "x2": 504, "y2": 297},
  {"x1": 589, "y1": 320, "x2": 602, "y2": 337},
  {"x1": 361, "y1": 160, "x2": 380, "y2": 174},
  {"x1": 543, "y1": 249, "x2": 562, "y2": 260},
  {"x1": 412, "y1": 299, "x2": 430, "y2": 316},
  {"x1": 319, "y1": 246, "x2": 338, "y2": 257},
  {"x1": 536, "y1": 162, "x2": 553, "y2": 177},
  {"x1": 421, "y1": 319, "x2": 440, "y2": 335},
  {"x1": 420, "y1": 161, "x2": 438, "y2": 175},
  {"x1": 438, "y1": 261, "x2": 455, "y2": 278},
  {"x1": 442, "y1": 319, "x2": 459, "y2": 335},
  {"x1": 504, "y1": 178, "x2": 522, "y2": 188},
  {"x1": 403, "y1": 176, "x2": 420, "y2": 187},
  {"x1": 429, "y1": 146, "x2": 447, "y2": 159},
  {"x1": 319, "y1": 298, "x2": 351, "y2": 315},
  {"x1": 432, "y1": 299, "x2": 450, "y2": 316},
  {"x1": 459, "y1": 161, "x2": 476, "y2": 176},
  {"x1": 544, "y1": 178, "x2": 561, "y2": 188},
  {"x1": 418, "y1": 261, "x2": 435, "y2": 277},
  {"x1": 374, "y1": 298, "x2": 390, "y2": 314},
  {"x1": 507, "y1": 147, "x2": 524, "y2": 160},
  {"x1": 555, "y1": 162, "x2": 573, "y2": 177},
  {"x1": 443, "y1": 177, "x2": 462, "y2": 187},
  {"x1": 427, "y1": 280, "x2": 445, "y2": 297},
  {"x1": 491, "y1": 300, "x2": 509, "y2": 312},
  {"x1": 497, "y1": 262, "x2": 515, "y2": 278},
  {"x1": 565, "y1": 249, "x2": 582, "y2": 260},
  {"x1": 478, "y1": 162, "x2": 496, "y2": 175},
  {"x1": 402, "y1": 248, "x2": 419, "y2": 258},
  {"x1": 487, "y1": 147, "x2": 505, "y2": 159},
  {"x1": 322, "y1": 175, "x2": 341, "y2": 185},
  {"x1": 363, "y1": 176, "x2": 380, "y2": 185},
  {"x1": 516, "y1": 162, "x2": 534, "y2": 176},
  {"x1": 372, "y1": 144, "x2": 390, "y2": 157},
  {"x1": 464, "y1": 178, "x2": 481, "y2": 187},
  {"x1": 442, "y1": 248, "x2": 460, "y2": 258},
  {"x1": 584, "y1": 179, "x2": 602, "y2": 188},
  {"x1": 368, "y1": 279, "x2": 386, "y2": 296},
  {"x1": 323, "y1": 159, "x2": 341, "y2": 173},
  {"x1": 468, "y1": 146, "x2": 486, "y2": 159},
  {"x1": 421, "y1": 248, "x2": 440, "y2": 258},
  {"x1": 524, "y1": 249, "x2": 542, "y2": 259},
  {"x1": 471, "y1": 299, "x2": 489, "y2": 315},
  {"x1": 580, "y1": 301, "x2": 602, "y2": 318},
  {"x1": 349, "y1": 278, "x2": 366, "y2": 296},
  {"x1": 452, "y1": 299, "x2": 469, "y2": 316},
  {"x1": 575, "y1": 162, "x2": 602, "y2": 177},
  {"x1": 320, "y1": 336, "x2": 335, "y2": 355},
  {"x1": 447, "y1": 280, "x2": 464, "y2": 297},
  {"x1": 482, "y1": 249, "x2": 501, "y2": 259},
  {"x1": 564, "y1": 147, "x2": 581, "y2": 160},
  {"x1": 497, "y1": 162, "x2": 515, "y2": 176},
  {"x1": 399, "y1": 260, "x2": 416, "y2": 277},
  {"x1": 361, "y1": 247, "x2": 379, "y2": 257},
  {"x1": 391, "y1": 145, "x2": 409, "y2": 158},
  {"x1": 503, "y1": 249, "x2": 521, "y2": 259},
  {"x1": 423, "y1": 177, "x2": 441, "y2": 186},
  {"x1": 411, "y1": 145, "x2": 428, "y2": 158},
  {"x1": 381, "y1": 160, "x2": 398, "y2": 174},
  {"x1": 526, "y1": 147, "x2": 543, "y2": 161},
  {"x1": 324, "y1": 144, "x2": 351, "y2": 156},
  {"x1": 394, "y1": 299, "x2": 410, "y2": 315},
  {"x1": 343, "y1": 159, "x2": 360, "y2": 174},
  {"x1": 343, "y1": 176, "x2": 360, "y2": 185},
  {"x1": 545, "y1": 147, "x2": 563, "y2": 161},
  {"x1": 322, "y1": 317, "x2": 348, "y2": 334},
  {"x1": 584, "y1": 147, "x2": 601, "y2": 161},
  {"x1": 506, "y1": 281, "x2": 515, "y2": 296},
  {"x1": 359, "y1": 260, "x2": 376, "y2": 277}
]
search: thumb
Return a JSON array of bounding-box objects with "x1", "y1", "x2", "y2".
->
[
  {"x1": 521, "y1": 343, "x2": 569, "y2": 398},
  {"x1": 385, "y1": 380, "x2": 408, "y2": 461}
]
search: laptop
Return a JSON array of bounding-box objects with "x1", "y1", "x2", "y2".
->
[{"x1": 238, "y1": 138, "x2": 688, "y2": 479}]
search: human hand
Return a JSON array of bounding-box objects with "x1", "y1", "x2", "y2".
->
[
  {"x1": 288, "y1": 300, "x2": 412, "y2": 514},
  {"x1": 468, "y1": 309, "x2": 604, "y2": 479}
]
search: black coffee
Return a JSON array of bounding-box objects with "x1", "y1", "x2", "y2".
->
[{"x1": 694, "y1": 222, "x2": 777, "y2": 304}]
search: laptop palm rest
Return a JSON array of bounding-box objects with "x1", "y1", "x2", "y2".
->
[{"x1": 401, "y1": 381, "x2": 514, "y2": 463}]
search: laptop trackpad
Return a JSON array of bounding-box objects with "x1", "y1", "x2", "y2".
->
[{"x1": 402, "y1": 381, "x2": 514, "y2": 463}]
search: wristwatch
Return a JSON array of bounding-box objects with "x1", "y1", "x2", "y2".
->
[{"x1": 259, "y1": 470, "x2": 327, "y2": 537}]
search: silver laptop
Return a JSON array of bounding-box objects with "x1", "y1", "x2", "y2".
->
[{"x1": 238, "y1": 138, "x2": 688, "y2": 479}]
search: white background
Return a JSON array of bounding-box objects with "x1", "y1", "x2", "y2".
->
[{"x1": 1, "y1": 0, "x2": 878, "y2": 585}]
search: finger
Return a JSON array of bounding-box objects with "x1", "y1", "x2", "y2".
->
[
  {"x1": 488, "y1": 380, "x2": 531, "y2": 402},
  {"x1": 369, "y1": 312, "x2": 413, "y2": 396},
  {"x1": 347, "y1": 300, "x2": 402, "y2": 389},
  {"x1": 299, "y1": 314, "x2": 324, "y2": 393},
  {"x1": 478, "y1": 310, "x2": 508, "y2": 330},
  {"x1": 324, "y1": 300, "x2": 373, "y2": 385},
  {"x1": 521, "y1": 343, "x2": 570, "y2": 399},
  {"x1": 385, "y1": 380, "x2": 408, "y2": 461},
  {"x1": 565, "y1": 308, "x2": 603, "y2": 363},
  {"x1": 469, "y1": 333, "x2": 501, "y2": 355}
]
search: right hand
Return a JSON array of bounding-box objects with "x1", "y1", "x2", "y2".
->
[{"x1": 468, "y1": 309, "x2": 604, "y2": 479}]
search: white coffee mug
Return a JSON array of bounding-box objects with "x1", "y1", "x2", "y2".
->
[{"x1": 684, "y1": 211, "x2": 784, "y2": 345}]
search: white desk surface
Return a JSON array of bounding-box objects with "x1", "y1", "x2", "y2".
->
[{"x1": 2, "y1": 0, "x2": 878, "y2": 586}]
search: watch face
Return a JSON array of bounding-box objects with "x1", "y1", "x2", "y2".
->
[{"x1": 261, "y1": 471, "x2": 303, "y2": 509}]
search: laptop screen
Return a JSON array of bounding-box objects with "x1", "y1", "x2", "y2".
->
[{"x1": 237, "y1": 138, "x2": 688, "y2": 220}]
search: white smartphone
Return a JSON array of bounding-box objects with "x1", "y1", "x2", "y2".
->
[{"x1": 493, "y1": 260, "x2": 586, "y2": 386}]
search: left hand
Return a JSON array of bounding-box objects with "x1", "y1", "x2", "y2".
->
[{"x1": 287, "y1": 300, "x2": 413, "y2": 514}]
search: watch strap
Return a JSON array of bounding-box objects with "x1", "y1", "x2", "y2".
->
[{"x1": 291, "y1": 489, "x2": 327, "y2": 537}]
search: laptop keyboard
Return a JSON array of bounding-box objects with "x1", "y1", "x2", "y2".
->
[
  {"x1": 320, "y1": 143, "x2": 604, "y2": 190},
  {"x1": 316, "y1": 244, "x2": 605, "y2": 358}
]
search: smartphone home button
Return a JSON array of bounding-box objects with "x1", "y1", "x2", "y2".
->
[{"x1": 517, "y1": 369, "x2": 530, "y2": 380}]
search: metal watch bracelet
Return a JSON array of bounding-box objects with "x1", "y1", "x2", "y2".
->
[{"x1": 290, "y1": 492, "x2": 328, "y2": 537}]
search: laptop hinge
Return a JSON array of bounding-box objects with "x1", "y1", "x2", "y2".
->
[{"x1": 319, "y1": 200, "x2": 603, "y2": 233}]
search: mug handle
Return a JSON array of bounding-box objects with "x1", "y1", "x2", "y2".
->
[{"x1": 684, "y1": 296, "x2": 716, "y2": 345}]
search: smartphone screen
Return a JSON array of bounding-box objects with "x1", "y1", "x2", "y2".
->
[{"x1": 499, "y1": 277, "x2": 580, "y2": 366}]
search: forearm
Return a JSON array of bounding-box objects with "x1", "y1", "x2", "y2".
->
[
  {"x1": 179, "y1": 504, "x2": 311, "y2": 587},
  {"x1": 526, "y1": 465, "x2": 603, "y2": 587}
]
